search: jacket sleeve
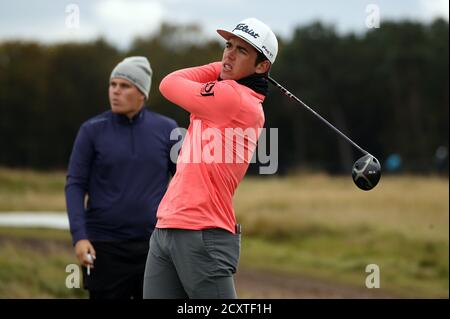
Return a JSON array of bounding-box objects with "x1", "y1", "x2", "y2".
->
[
  {"x1": 65, "y1": 123, "x2": 93, "y2": 245},
  {"x1": 159, "y1": 62, "x2": 241, "y2": 126}
]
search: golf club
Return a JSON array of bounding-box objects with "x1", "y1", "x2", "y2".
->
[{"x1": 268, "y1": 76, "x2": 381, "y2": 191}]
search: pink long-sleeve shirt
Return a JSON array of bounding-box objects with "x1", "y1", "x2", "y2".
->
[{"x1": 156, "y1": 62, "x2": 265, "y2": 234}]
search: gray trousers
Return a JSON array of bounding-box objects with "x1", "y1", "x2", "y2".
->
[{"x1": 143, "y1": 228, "x2": 241, "y2": 299}]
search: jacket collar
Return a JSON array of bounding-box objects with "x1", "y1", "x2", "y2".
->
[{"x1": 113, "y1": 106, "x2": 146, "y2": 125}]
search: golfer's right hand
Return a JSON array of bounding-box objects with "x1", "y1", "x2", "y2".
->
[{"x1": 74, "y1": 239, "x2": 96, "y2": 267}]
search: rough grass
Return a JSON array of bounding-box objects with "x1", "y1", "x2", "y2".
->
[
  {"x1": 235, "y1": 174, "x2": 449, "y2": 242},
  {"x1": 0, "y1": 228, "x2": 86, "y2": 298},
  {"x1": 234, "y1": 174, "x2": 449, "y2": 298},
  {"x1": 0, "y1": 167, "x2": 448, "y2": 298},
  {"x1": 0, "y1": 168, "x2": 66, "y2": 211},
  {"x1": 240, "y1": 229, "x2": 448, "y2": 298}
]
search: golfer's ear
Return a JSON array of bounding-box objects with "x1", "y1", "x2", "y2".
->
[{"x1": 255, "y1": 60, "x2": 271, "y2": 74}]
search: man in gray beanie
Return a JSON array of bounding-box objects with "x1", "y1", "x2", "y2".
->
[
  {"x1": 110, "y1": 56, "x2": 152, "y2": 100},
  {"x1": 65, "y1": 56, "x2": 180, "y2": 299}
]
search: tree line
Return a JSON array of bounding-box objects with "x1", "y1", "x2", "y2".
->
[{"x1": 0, "y1": 20, "x2": 448, "y2": 174}]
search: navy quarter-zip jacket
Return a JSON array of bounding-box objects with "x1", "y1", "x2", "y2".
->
[{"x1": 65, "y1": 108, "x2": 179, "y2": 244}]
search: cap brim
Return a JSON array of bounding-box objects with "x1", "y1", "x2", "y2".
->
[
  {"x1": 217, "y1": 29, "x2": 234, "y2": 40},
  {"x1": 216, "y1": 29, "x2": 263, "y2": 55}
]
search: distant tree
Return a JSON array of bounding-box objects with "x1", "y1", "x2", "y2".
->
[
  {"x1": 0, "y1": 20, "x2": 447, "y2": 173},
  {"x1": 127, "y1": 23, "x2": 223, "y2": 128}
]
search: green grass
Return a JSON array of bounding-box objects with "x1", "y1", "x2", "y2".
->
[
  {"x1": 240, "y1": 227, "x2": 448, "y2": 298},
  {"x1": 234, "y1": 174, "x2": 449, "y2": 298},
  {"x1": 0, "y1": 228, "x2": 87, "y2": 298},
  {"x1": 0, "y1": 167, "x2": 448, "y2": 298},
  {"x1": 0, "y1": 167, "x2": 66, "y2": 211},
  {"x1": 235, "y1": 174, "x2": 449, "y2": 242}
]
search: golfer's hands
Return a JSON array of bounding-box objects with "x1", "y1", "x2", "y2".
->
[{"x1": 74, "y1": 239, "x2": 96, "y2": 267}]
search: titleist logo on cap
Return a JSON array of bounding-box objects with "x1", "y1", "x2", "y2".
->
[
  {"x1": 261, "y1": 45, "x2": 273, "y2": 58},
  {"x1": 232, "y1": 23, "x2": 260, "y2": 39}
]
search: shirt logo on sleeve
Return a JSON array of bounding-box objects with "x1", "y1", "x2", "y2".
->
[{"x1": 200, "y1": 82, "x2": 216, "y2": 96}]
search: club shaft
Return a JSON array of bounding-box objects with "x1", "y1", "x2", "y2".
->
[{"x1": 268, "y1": 76, "x2": 369, "y2": 156}]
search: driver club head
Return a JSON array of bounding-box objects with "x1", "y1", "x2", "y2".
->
[{"x1": 352, "y1": 154, "x2": 381, "y2": 191}]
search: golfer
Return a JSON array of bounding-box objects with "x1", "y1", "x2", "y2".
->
[
  {"x1": 65, "y1": 56, "x2": 179, "y2": 299},
  {"x1": 143, "y1": 18, "x2": 278, "y2": 298}
]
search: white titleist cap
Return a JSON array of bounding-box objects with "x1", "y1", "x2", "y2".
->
[{"x1": 217, "y1": 17, "x2": 278, "y2": 64}]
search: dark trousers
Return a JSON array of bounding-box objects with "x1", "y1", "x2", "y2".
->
[{"x1": 82, "y1": 240, "x2": 149, "y2": 299}]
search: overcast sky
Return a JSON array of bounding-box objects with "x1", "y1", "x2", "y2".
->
[{"x1": 0, "y1": 0, "x2": 448, "y2": 49}]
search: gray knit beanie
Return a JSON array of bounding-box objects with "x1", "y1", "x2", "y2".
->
[{"x1": 110, "y1": 56, "x2": 152, "y2": 99}]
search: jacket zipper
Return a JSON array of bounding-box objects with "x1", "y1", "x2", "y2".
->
[{"x1": 129, "y1": 118, "x2": 135, "y2": 156}]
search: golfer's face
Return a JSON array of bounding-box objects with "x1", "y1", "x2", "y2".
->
[
  {"x1": 109, "y1": 78, "x2": 144, "y2": 118},
  {"x1": 220, "y1": 36, "x2": 258, "y2": 81}
]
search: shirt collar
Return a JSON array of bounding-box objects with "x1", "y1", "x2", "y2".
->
[{"x1": 113, "y1": 105, "x2": 146, "y2": 124}]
